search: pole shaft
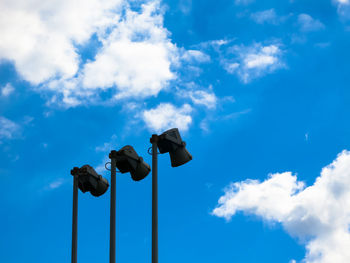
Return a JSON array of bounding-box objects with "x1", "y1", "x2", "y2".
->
[
  {"x1": 110, "y1": 158, "x2": 116, "y2": 263},
  {"x1": 152, "y1": 137, "x2": 158, "y2": 263},
  {"x1": 71, "y1": 175, "x2": 78, "y2": 263}
]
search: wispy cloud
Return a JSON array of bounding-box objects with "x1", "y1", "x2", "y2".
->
[
  {"x1": 213, "y1": 150, "x2": 350, "y2": 263},
  {"x1": 95, "y1": 134, "x2": 118, "y2": 153},
  {"x1": 177, "y1": 83, "x2": 217, "y2": 109},
  {"x1": 187, "y1": 89, "x2": 217, "y2": 109},
  {"x1": 298, "y1": 14, "x2": 325, "y2": 32},
  {"x1": 333, "y1": 0, "x2": 350, "y2": 19},
  {"x1": 48, "y1": 178, "x2": 65, "y2": 190},
  {"x1": 0, "y1": 116, "x2": 20, "y2": 141},
  {"x1": 222, "y1": 43, "x2": 285, "y2": 83},
  {"x1": 234, "y1": 0, "x2": 254, "y2": 5},
  {"x1": 1, "y1": 83, "x2": 14, "y2": 97},
  {"x1": 250, "y1": 9, "x2": 289, "y2": 25},
  {"x1": 182, "y1": 50, "x2": 211, "y2": 63}
]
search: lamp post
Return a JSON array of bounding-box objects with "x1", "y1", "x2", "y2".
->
[
  {"x1": 150, "y1": 128, "x2": 192, "y2": 263},
  {"x1": 70, "y1": 165, "x2": 109, "y2": 263},
  {"x1": 71, "y1": 173, "x2": 78, "y2": 263},
  {"x1": 108, "y1": 146, "x2": 151, "y2": 263},
  {"x1": 109, "y1": 158, "x2": 116, "y2": 263},
  {"x1": 150, "y1": 135, "x2": 158, "y2": 263}
]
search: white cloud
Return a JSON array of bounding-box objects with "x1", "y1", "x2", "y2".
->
[
  {"x1": 0, "y1": 0, "x2": 185, "y2": 106},
  {"x1": 182, "y1": 50, "x2": 211, "y2": 63},
  {"x1": 235, "y1": 0, "x2": 254, "y2": 5},
  {"x1": 0, "y1": 0, "x2": 122, "y2": 85},
  {"x1": 305, "y1": 133, "x2": 309, "y2": 141},
  {"x1": 250, "y1": 9, "x2": 291, "y2": 25},
  {"x1": 143, "y1": 103, "x2": 192, "y2": 132},
  {"x1": 95, "y1": 134, "x2": 118, "y2": 152},
  {"x1": 48, "y1": 178, "x2": 64, "y2": 190},
  {"x1": 333, "y1": 0, "x2": 350, "y2": 18},
  {"x1": 0, "y1": 116, "x2": 20, "y2": 140},
  {"x1": 298, "y1": 14, "x2": 325, "y2": 32},
  {"x1": 187, "y1": 89, "x2": 217, "y2": 109},
  {"x1": 222, "y1": 43, "x2": 285, "y2": 83},
  {"x1": 251, "y1": 9, "x2": 279, "y2": 25},
  {"x1": 1, "y1": 83, "x2": 14, "y2": 97},
  {"x1": 204, "y1": 39, "x2": 231, "y2": 48},
  {"x1": 177, "y1": 84, "x2": 217, "y2": 109},
  {"x1": 334, "y1": 0, "x2": 350, "y2": 6},
  {"x1": 179, "y1": 0, "x2": 192, "y2": 14},
  {"x1": 94, "y1": 134, "x2": 119, "y2": 174},
  {"x1": 213, "y1": 150, "x2": 350, "y2": 263},
  {"x1": 224, "y1": 63, "x2": 240, "y2": 74},
  {"x1": 81, "y1": 1, "x2": 178, "y2": 100}
]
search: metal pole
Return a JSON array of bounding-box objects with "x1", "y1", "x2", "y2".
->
[
  {"x1": 71, "y1": 175, "x2": 78, "y2": 263},
  {"x1": 151, "y1": 135, "x2": 158, "y2": 263},
  {"x1": 110, "y1": 158, "x2": 116, "y2": 263}
]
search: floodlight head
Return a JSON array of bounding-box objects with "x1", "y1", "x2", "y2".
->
[
  {"x1": 71, "y1": 165, "x2": 109, "y2": 197},
  {"x1": 157, "y1": 128, "x2": 192, "y2": 167},
  {"x1": 109, "y1": 145, "x2": 151, "y2": 181}
]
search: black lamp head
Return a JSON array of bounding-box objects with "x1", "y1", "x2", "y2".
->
[
  {"x1": 110, "y1": 145, "x2": 151, "y2": 181},
  {"x1": 157, "y1": 128, "x2": 192, "y2": 167},
  {"x1": 71, "y1": 165, "x2": 109, "y2": 197}
]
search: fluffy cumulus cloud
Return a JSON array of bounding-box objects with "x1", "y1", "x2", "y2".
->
[
  {"x1": 0, "y1": 0, "x2": 122, "y2": 85},
  {"x1": 213, "y1": 150, "x2": 350, "y2": 263},
  {"x1": 80, "y1": 1, "x2": 178, "y2": 100},
  {"x1": 0, "y1": 0, "x2": 194, "y2": 106},
  {"x1": 0, "y1": 116, "x2": 20, "y2": 141},
  {"x1": 298, "y1": 14, "x2": 325, "y2": 32},
  {"x1": 222, "y1": 43, "x2": 285, "y2": 83},
  {"x1": 142, "y1": 103, "x2": 192, "y2": 132}
]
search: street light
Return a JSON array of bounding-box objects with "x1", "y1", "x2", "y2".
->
[
  {"x1": 112, "y1": 145, "x2": 151, "y2": 181},
  {"x1": 157, "y1": 128, "x2": 193, "y2": 167},
  {"x1": 108, "y1": 145, "x2": 151, "y2": 263},
  {"x1": 150, "y1": 128, "x2": 192, "y2": 263},
  {"x1": 70, "y1": 165, "x2": 109, "y2": 263}
]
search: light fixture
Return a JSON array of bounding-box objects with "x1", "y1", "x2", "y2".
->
[
  {"x1": 71, "y1": 165, "x2": 109, "y2": 197},
  {"x1": 110, "y1": 145, "x2": 151, "y2": 181},
  {"x1": 157, "y1": 128, "x2": 192, "y2": 167}
]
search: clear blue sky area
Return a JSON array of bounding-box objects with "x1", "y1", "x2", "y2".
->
[{"x1": 1, "y1": 0, "x2": 350, "y2": 262}]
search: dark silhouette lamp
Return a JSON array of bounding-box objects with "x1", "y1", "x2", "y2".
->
[
  {"x1": 157, "y1": 128, "x2": 192, "y2": 167},
  {"x1": 109, "y1": 145, "x2": 151, "y2": 181},
  {"x1": 71, "y1": 165, "x2": 109, "y2": 197}
]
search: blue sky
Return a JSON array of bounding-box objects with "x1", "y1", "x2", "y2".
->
[{"x1": 1, "y1": 0, "x2": 350, "y2": 262}]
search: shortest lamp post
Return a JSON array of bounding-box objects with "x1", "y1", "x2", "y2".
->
[
  {"x1": 70, "y1": 165, "x2": 109, "y2": 263},
  {"x1": 150, "y1": 128, "x2": 192, "y2": 263},
  {"x1": 108, "y1": 145, "x2": 151, "y2": 263}
]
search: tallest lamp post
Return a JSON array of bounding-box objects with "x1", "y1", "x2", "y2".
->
[{"x1": 150, "y1": 128, "x2": 192, "y2": 263}]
